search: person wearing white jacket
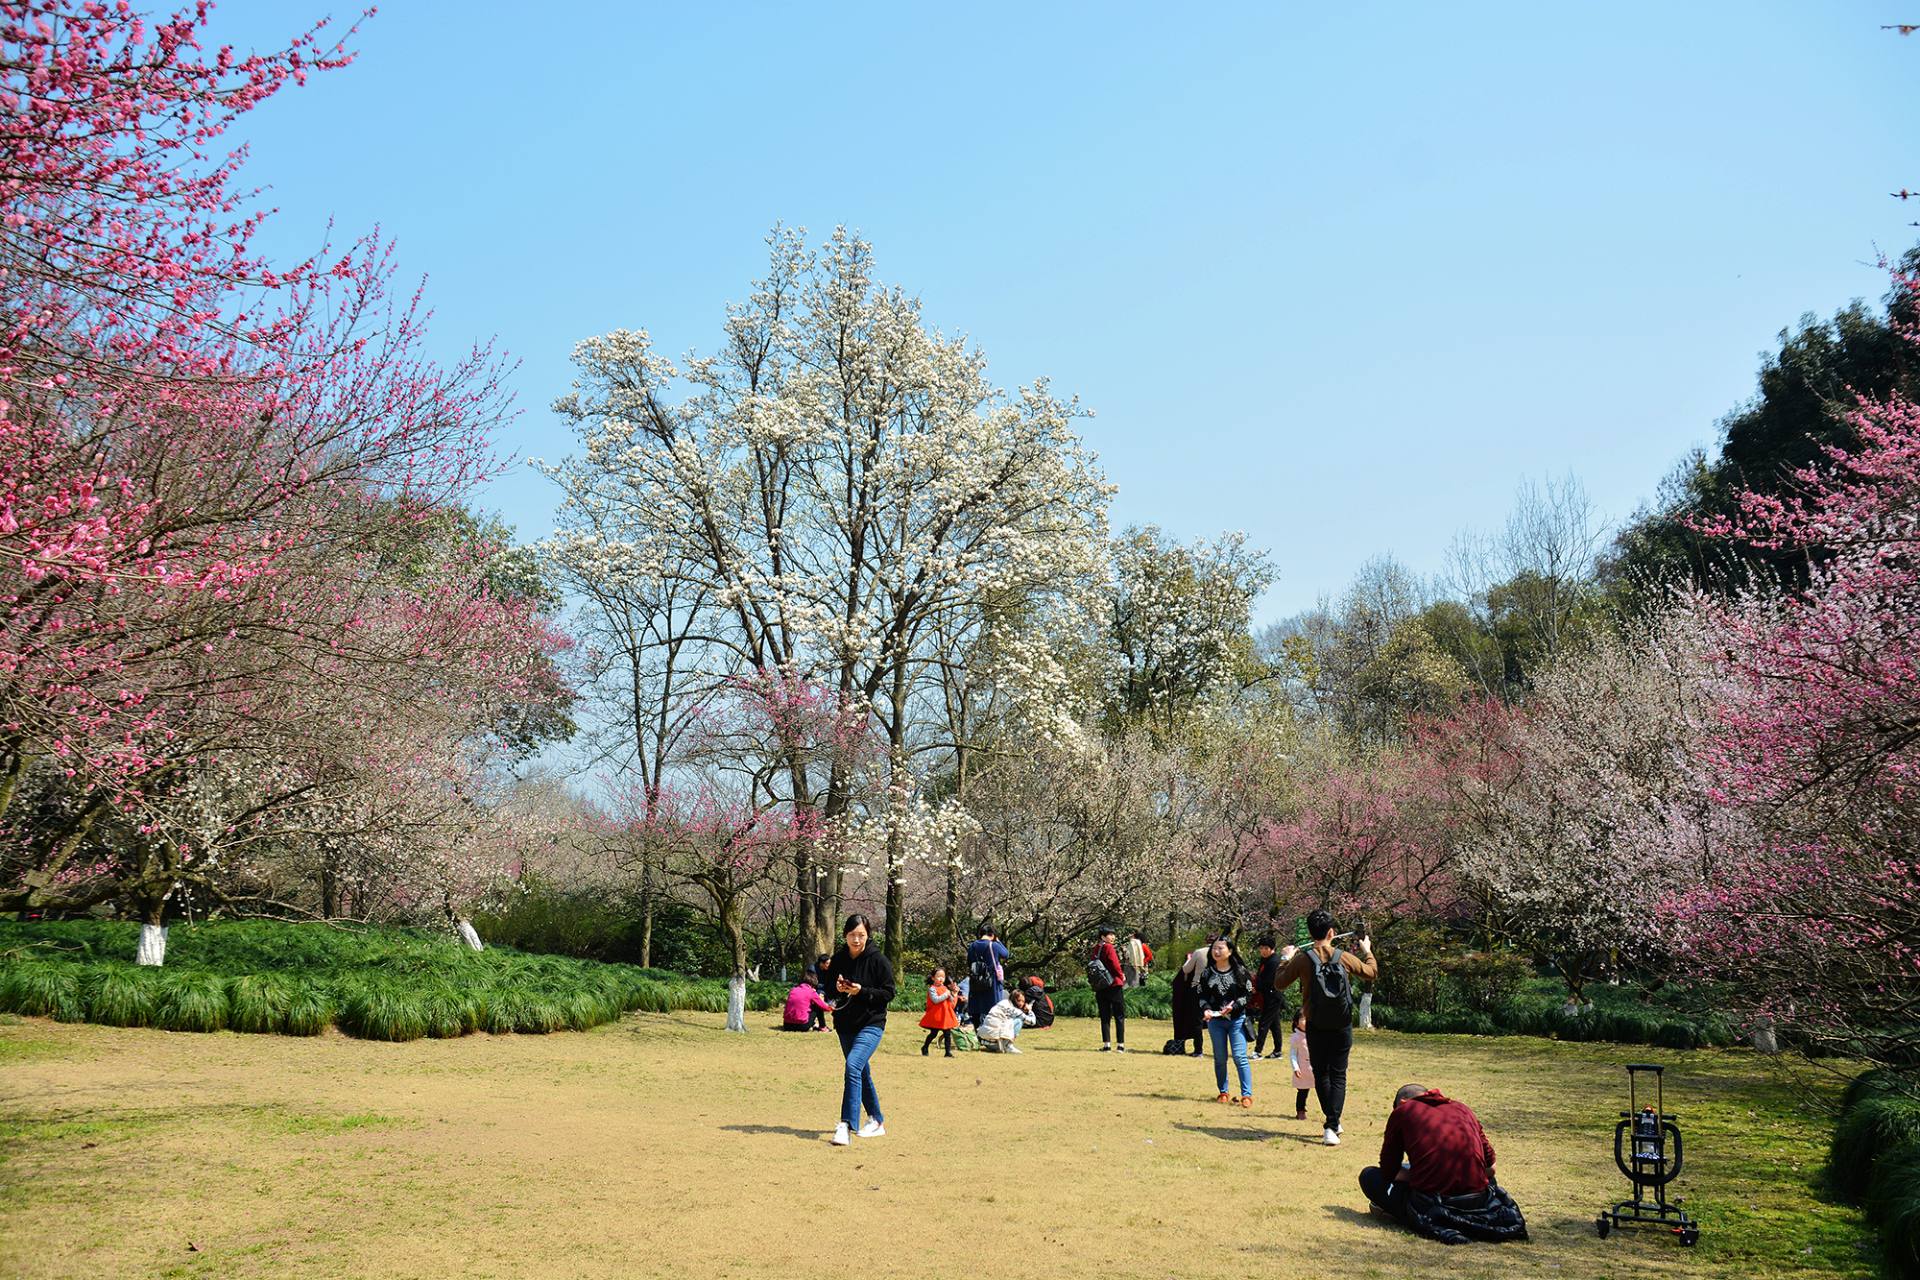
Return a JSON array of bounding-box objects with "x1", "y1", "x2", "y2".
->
[{"x1": 978, "y1": 989, "x2": 1036, "y2": 1052}]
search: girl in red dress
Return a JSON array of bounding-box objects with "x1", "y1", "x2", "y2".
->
[{"x1": 919, "y1": 967, "x2": 960, "y2": 1057}]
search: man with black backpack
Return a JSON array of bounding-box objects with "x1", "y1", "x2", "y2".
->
[
  {"x1": 1090, "y1": 926, "x2": 1128, "y2": 1051},
  {"x1": 1272, "y1": 910, "x2": 1378, "y2": 1146}
]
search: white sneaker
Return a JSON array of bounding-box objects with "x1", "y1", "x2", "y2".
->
[
  {"x1": 831, "y1": 1122, "x2": 850, "y2": 1146},
  {"x1": 857, "y1": 1120, "x2": 885, "y2": 1138},
  {"x1": 1336, "y1": 1123, "x2": 1344, "y2": 1135},
  {"x1": 1006, "y1": 1044, "x2": 1023, "y2": 1054},
  {"x1": 1323, "y1": 1126, "x2": 1341, "y2": 1146}
]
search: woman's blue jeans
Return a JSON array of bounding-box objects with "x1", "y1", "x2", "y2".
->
[
  {"x1": 1208, "y1": 1014, "x2": 1251, "y2": 1098},
  {"x1": 836, "y1": 1023, "x2": 885, "y2": 1129}
]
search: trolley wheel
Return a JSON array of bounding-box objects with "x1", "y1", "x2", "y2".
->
[
  {"x1": 1679, "y1": 1226, "x2": 1700, "y2": 1248},
  {"x1": 1596, "y1": 1215, "x2": 1612, "y2": 1239}
]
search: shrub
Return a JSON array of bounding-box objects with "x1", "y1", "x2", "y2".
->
[
  {"x1": 1832, "y1": 1096, "x2": 1920, "y2": 1205},
  {"x1": 1866, "y1": 1139, "x2": 1920, "y2": 1280},
  {"x1": 1439, "y1": 950, "x2": 1533, "y2": 1014},
  {"x1": 1372, "y1": 924, "x2": 1449, "y2": 1014}
]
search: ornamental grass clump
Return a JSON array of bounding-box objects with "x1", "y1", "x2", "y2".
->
[
  {"x1": 83, "y1": 965, "x2": 162, "y2": 1027},
  {"x1": 1, "y1": 963, "x2": 84, "y2": 1022},
  {"x1": 227, "y1": 973, "x2": 297, "y2": 1035},
  {"x1": 337, "y1": 979, "x2": 428, "y2": 1042},
  {"x1": 281, "y1": 980, "x2": 334, "y2": 1037},
  {"x1": 153, "y1": 970, "x2": 230, "y2": 1033}
]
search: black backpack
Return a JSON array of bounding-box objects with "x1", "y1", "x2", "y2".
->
[
  {"x1": 1087, "y1": 953, "x2": 1114, "y2": 990},
  {"x1": 1305, "y1": 947, "x2": 1352, "y2": 1027}
]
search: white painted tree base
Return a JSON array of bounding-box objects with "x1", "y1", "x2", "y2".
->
[
  {"x1": 455, "y1": 918, "x2": 484, "y2": 951},
  {"x1": 726, "y1": 976, "x2": 747, "y2": 1032},
  {"x1": 1357, "y1": 992, "x2": 1373, "y2": 1030},
  {"x1": 135, "y1": 923, "x2": 169, "y2": 966}
]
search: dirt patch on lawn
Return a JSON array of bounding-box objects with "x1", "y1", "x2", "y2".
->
[{"x1": 0, "y1": 1014, "x2": 1873, "y2": 1279}]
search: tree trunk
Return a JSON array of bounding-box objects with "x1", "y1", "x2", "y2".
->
[
  {"x1": 884, "y1": 827, "x2": 905, "y2": 973},
  {"x1": 1356, "y1": 989, "x2": 1374, "y2": 1030},
  {"x1": 455, "y1": 918, "x2": 484, "y2": 951},
  {"x1": 724, "y1": 899, "x2": 748, "y2": 1033},
  {"x1": 136, "y1": 899, "x2": 169, "y2": 966}
]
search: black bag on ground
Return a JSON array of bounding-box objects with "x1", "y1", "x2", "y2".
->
[
  {"x1": 1403, "y1": 1181, "x2": 1530, "y2": 1246},
  {"x1": 1162, "y1": 1038, "x2": 1183, "y2": 1055}
]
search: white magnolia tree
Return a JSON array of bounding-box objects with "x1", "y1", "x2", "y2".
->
[{"x1": 543, "y1": 226, "x2": 1112, "y2": 967}]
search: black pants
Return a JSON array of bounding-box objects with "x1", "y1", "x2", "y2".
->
[
  {"x1": 1296, "y1": 1088, "x2": 1310, "y2": 1113},
  {"x1": 1359, "y1": 1167, "x2": 1413, "y2": 1227},
  {"x1": 1096, "y1": 985, "x2": 1127, "y2": 1045},
  {"x1": 1305, "y1": 1025, "x2": 1352, "y2": 1127},
  {"x1": 1253, "y1": 1000, "x2": 1286, "y2": 1055},
  {"x1": 922, "y1": 1028, "x2": 952, "y2": 1053}
]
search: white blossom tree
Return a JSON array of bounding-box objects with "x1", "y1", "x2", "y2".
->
[{"x1": 543, "y1": 226, "x2": 1112, "y2": 963}]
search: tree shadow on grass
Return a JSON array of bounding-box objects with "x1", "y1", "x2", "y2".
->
[{"x1": 719, "y1": 1123, "x2": 821, "y2": 1141}]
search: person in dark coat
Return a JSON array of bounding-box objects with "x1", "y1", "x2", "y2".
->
[
  {"x1": 819, "y1": 914, "x2": 896, "y2": 1147},
  {"x1": 964, "y1": 926, "x2": 1008, "y2": 1027},
  {"x1": 1168, "y1": 936, "x2": 1213, "y2": 1056},
  {"x1": 1358, "y1": 1083, "x2": 1529, "y2": 1245}
]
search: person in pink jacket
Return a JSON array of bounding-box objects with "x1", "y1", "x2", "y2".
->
[
  {"x1": 784, "y1": 979, "x2": 832, "y2": 1031},
  {"x1": 1289, "y1": 1010, "x2": 1314, "y2": 1120}
]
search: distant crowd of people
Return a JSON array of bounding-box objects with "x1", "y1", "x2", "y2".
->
[{"x1": 782, "y1": 908, "x2": 1527, "y2": 1244}]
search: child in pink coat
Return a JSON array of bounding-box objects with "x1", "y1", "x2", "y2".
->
[{"x1": 1289, "y1": 1010, "x2": 1314, "y2": 1120}]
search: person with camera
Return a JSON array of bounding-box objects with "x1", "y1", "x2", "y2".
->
[
  {"x1": 821, "y1": 913, "x2": 895, "y2": 1147},
  {"x1": 1357, "y1": 1083, "x2": 1529, "y2": 1244},
  {"x1": 1272, "y1": 910, "x2": 1377, "y2": 1145}
]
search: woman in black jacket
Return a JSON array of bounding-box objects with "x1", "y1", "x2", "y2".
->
[
  {"x1": 1196, "y1": 936, "x2": 1255, "y2": 1107},
  {"x1": 820, "y1": 914, "x2": 895, "y2": 1147}
]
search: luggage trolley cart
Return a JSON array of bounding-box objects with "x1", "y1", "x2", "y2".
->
[{"x1": 1597, "y1": 1063, "x2": 1699, "y2": 1247}]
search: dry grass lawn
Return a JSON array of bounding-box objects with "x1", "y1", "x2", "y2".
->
[{"x1": 0, "y1": 1010, "x2": 1876, "y2": 1279}]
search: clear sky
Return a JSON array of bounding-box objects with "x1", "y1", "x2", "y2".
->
[{"x1": 205, "y1": 1, "x2": 1919, "y2": 624}]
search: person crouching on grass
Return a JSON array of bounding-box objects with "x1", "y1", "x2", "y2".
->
[
  {"x1": 1357, "y1": 1083, "x2": 1529, "y2": 1245},
  {"x1": 978, "y1": 987, "x2": 1035, "y2": 1052},
  {"x1": 1197, "y1": 936, "x2": 1255, "y2": 1107},
  {"x1": 822, "y1": 913, "x2": 894, "y2": 1147},
  {"x1": 920, "y1": 966, "x2": 959, "y2": 1057}
]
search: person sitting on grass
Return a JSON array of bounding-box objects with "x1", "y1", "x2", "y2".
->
[
  {"x1": 1019, "y1": 976, "x2": 1054, "y2": 1029},
  {"x1": 1357, "y1": 1083, "x2": 1529, "y2": 1245},
  {"x1": 977, "y1": 987, "x2": 1036, "y2": 1053},
  {"x1": 784, "y1": 974, "x2": 832, "y2": 1031}
]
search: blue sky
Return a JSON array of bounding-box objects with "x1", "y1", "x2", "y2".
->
[{"x1": 207, "y1": 2, "x2": 1919, "y2": 623}]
